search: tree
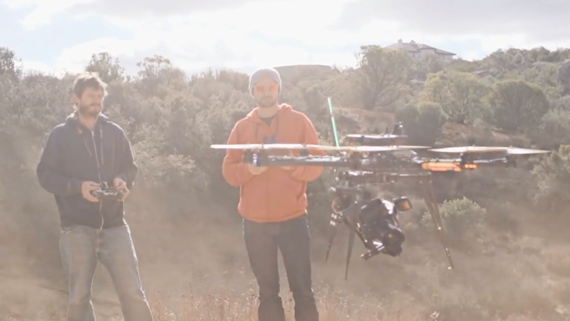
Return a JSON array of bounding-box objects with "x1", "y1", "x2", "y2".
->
[
  {"x1": 419, "y1": 70, "x2": 490, "y2": 124},
  {"x1": 489, "y1": 79, "x2": 550, "y2": 132},
  {"x1": 353, "y1": 45, "x2": 412, "y2": 110},
  {"x1": 531, "y1": 96, "x2": 570, "y2": 149},
  {"x1": 532, "y1": 145, "x2": 570, "y2": 214},
  {"x1": 412, "y1": 54, "x2": 444, "y2": 81},
  {"x1": 85, "y1": 52, "x2": 125, "y2": 84},
  {"x1": 445, "y1": 58, "x2": 482, "y2": 73},
  {"x1": 395, "y1": 103, "x2": 447, "y2": 146},
  {"x1": 0, "y1": 47, "x2": 22, "y2": 80},
  {"x1": 559, "y1": 59, "x2": 570, "y2": 96},
  {"x1": 539, "y1": 109, "x2": 570, "y2": 149},
  {"x1": 480, "y1": 49, "x2": 520, "y2": 78},
  {"x1": 137, "y1": 55, "x2": 174, "y2": 80},
  {"x1": 520, "y1": 62, "x2": 560, "y2": 100},
  {"x1": 136, "y1": 55, "x2": 187, "y2": 97}
]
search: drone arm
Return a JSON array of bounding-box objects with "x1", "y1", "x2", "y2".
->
[
  {"x1": 289, "y1": 160, "x2": 324, "y2": 181},
  {"x1": 419, "y1": 157, "x2": 512, "y2": 171},
  {"x1": 472, "y1": 158, "x2": 512, "y2": 168},
  {"x1": 288, "y1": 116, "x2": 325, "y2": 182},
  {"x1": 221, "y1": 126, "x2": 255, "y2": 186}
]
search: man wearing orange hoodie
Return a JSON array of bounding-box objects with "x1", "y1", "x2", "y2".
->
[{"x1": 222, "y1": 67, "x2": 324, "y2": 321}]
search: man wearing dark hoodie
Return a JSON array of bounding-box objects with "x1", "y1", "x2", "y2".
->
[
  {"x1": 36, "y1": 72, "x2": 154, "y2": 321},
  {"x1": 222, "y1": 67, "x2": 324, "y2": 321}
]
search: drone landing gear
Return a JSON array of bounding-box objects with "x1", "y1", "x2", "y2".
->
[
  {"x1": 419, "y1": 178, "x2": 454, "y2": 270},
  {"x1": 324, "y1": 175, "x2": 454, "y2": 280},
  {"x1": 325, "y1": 201, "x2": 362, "y2": 280}
]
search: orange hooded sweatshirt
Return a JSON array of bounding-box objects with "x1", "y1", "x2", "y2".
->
[{"x1": 222, "y1": 104, "x2": 325, "y2": 223}]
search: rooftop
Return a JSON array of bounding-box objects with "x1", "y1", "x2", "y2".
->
[{"x1": 386, "y1": 39, "x2": 456, "y2": 56}]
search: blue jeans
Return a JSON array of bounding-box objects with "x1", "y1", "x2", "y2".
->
[
  {"x1": 59, "y1": 224, "x2": 154, "y2": 321},
  {"x1": 243, "y1": 214, "x2": 319, "y2": 321}
]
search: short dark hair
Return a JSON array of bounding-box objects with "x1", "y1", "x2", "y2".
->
[{"x1": 72, "y1": 72, "x2": 107, "y2": 98}]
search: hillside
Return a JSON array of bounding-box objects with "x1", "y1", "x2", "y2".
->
[{"x1": 1, "y1": 45, "x2": 570, "y2": 321}]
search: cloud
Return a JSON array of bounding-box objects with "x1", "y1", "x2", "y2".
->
[
  {"x1": 53, "y1": 37, "x2": 151, "y2": 73},
  {"x1": 17, "y1": 60, "x2": 66, "y2": 76},
  {"x1": 2, "y1": 0, "x2": 95, "y2": 30},
  {"x1": 42, "y1": 22, "x2": 349, "y2": 77},
  {"x1": 7, "y1": 0, "x2": 570, "y2": 78},
  {"x1": 66, "y1": 0, "x2": 263, "y2": 17},
  {"x1": 14, "y1": 0, "x2": 364, "y2": 76},
  {"x1": 95, "y1": 0, "x2": 353, "y2": 46},
  {"x1": 1, "y1": 0, "x2": 44, "y2": 9},
  {"x1": 334, "y1": 0, "x2": 570, "y2": 45}
]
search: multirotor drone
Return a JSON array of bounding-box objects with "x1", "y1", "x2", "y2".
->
[{"x1": 212, "y1": 122, "x2": 549, "y2": 279}]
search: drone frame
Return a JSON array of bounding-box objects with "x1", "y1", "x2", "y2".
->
[
  {"x1": 213, "y1": 142, "x2": 458, "y2": 277},
  {"x1": 211, "y1": 121, "x2": 550, "y2": 279}
]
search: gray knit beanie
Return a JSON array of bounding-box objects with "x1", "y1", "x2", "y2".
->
[{"x1": 249, "y1": 67, "x2": 281, "y2": 95}]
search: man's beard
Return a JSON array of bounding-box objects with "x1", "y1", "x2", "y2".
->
[
  {"x1": 78, "y1": 103, "x2": 101, "y2": 118},
  {"x1": 256, "y1": 96, "x2": 278, "y2": 108}
]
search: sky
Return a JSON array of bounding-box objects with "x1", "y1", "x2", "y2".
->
[{"x1": 1, "y1": 0, "x2": 570, "y2": 77}]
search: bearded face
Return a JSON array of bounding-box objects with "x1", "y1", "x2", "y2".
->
[
  {"x1": 74, "y1": 87, "x2": 104, "y2": 118},
  {"x1": 255, "y1": 94, "x2": 278, "y2": 108},
  {"x1": 252, "y1": 77, "x2": 279, "y2": 108}
]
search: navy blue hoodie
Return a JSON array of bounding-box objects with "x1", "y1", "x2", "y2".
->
[{"x1": 36, "y1": 112, "x2": 138, "y2": 229}]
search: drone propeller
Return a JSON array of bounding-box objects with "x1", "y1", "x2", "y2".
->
[
  {"x1": 335, "y1": 145, "x2": 431, "y2": 152},
  {"x1": 429, "y1": 146, "x2": 550, "y2": 155},
  {"x1": 211, "y1": 143, "x2": 431, "y2": 152},
  {"x1": 500, "y1": 147, "x2": 551, "y2": 155},
  {"x1": 210, "y1": 143, "x2": 328, "y2": 150}
]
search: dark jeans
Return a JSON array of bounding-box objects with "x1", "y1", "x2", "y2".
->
[
  {"x1": 59, "y1": 224, "x2": 154, "y2": 321},
  {"x1": 243, "y1": 214, "x2": 319, "y2": 321}
]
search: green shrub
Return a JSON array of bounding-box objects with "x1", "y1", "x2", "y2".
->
[
  {"x1": 420, "y1": 197, "x2": 487, "y2": 250},
  {"x1": 489, "y1": 79, "x2": 550, "y2": 133},
  {"x1": 395, "y1": 102, "x2": 447, "y2": 146}
]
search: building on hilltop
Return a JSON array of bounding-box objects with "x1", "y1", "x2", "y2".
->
[{"x1": 386, "y1": 39, "x2": 456, "y2": 62}]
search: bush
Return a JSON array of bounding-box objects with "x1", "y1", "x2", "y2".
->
[
  {"x1": 489, "y1": 79, "x2": 550, "y2": 133},
  {"x1": 532, "y1": 145, "x2": 570, "y2": 215},
  {"x1": 419, "y1": 70, "x2": 490, "y2": 124},
  {"x1": 395, "y1": 102, "x2": 447, "y2": 146},
  {"x1": 420, "y1": 197, "x2": 487, "y2": 250},
  {"x1": 537, "y1": 109, "x2": 570, "y2": 149}
]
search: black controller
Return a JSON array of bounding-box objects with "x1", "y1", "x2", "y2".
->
[{"x1": 90, "y1": 182, "x2": 124, "y2": 201}]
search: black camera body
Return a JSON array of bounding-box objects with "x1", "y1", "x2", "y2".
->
[
  {"x1": 90, "y1": 182, "x2": 124, "y2": 201},
  {"x1": 329, "y1": 184, "x2": 412, "y2": 262},
  {"x1": 359, "y1": 198, "x2": 407, "y2": 258}
]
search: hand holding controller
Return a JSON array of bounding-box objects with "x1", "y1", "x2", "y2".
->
[{"x1": 90, "y1": 181, "x2": 124, "y2": 201}]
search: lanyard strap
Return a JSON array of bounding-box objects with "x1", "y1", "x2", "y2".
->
[{"x1": 255, "y1": 115, "x2": 280, "y2": 144}]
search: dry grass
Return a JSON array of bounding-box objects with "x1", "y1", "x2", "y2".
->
[
  {"x1": 3, "y1": 239, "x2": 570, "y2": 321},
  {"x1": 145, "y1": 286, "x2": 425, "y2": 321},
  {"x1": 3, "y1": 178, "x2": 570, "y2": 321}
]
